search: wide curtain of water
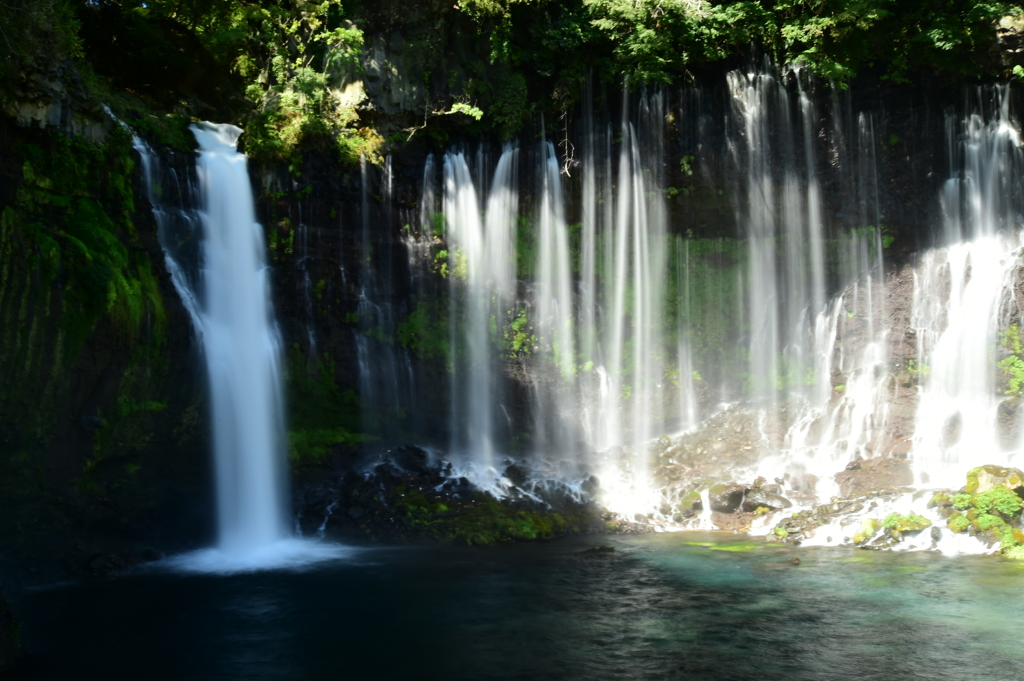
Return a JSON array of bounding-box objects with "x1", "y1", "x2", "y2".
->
[{"x1": 411, "y1": 71, "x2": 1023, "y2": 533}]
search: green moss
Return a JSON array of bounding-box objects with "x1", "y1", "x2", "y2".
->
[
  {"x1": 288, "y1": 427, "x2": 366, "y2": 463},
  {"x1": 973, "y1": 486, "x2": 1024, "y2": 517},
  {"x1": 852, "y1": 517, "x2": 881, "y2": 544},
  {"x1": 966, "y1": 467, "x2": 983, "y2": 494},
  {"x1": 1004, "y1": 545, "x2": 1024, "y2": 561},
  {"x1": 882, "y1": 513, "x2": 931, "y2": 533},
  {"x1": 499, "y1": 306, "x2": 537, "y2": 359},
  {"x1": 973, "y1": 513, "x2": 1005, "y2": 533},
  {"x1": 1, "y1": 124, "x2": 173, "y2": 505},
  {"x1": 947, "y1": 513, "x2": 970, "y2": 534},
  {"x1": 397, "y1": 300, "x2": 451, "y2": 362},
  {"x1": 285, "y1": 345, "x2": 369, "y2": 454},
  {"x1": 393, "y1": 490, "x2": 583, "y2": 546},
  {"x1": 710, "y1": 541, "x2": 762, "y2": 552},
  {"x1": 952, "y1": 493, "x2": 973, "y2": 510},
  {"x1": 998, "y1": 324, "x2": 1024, "y2": 395}
]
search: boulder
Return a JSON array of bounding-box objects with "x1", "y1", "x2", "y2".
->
[
  {"x1": 883, "y1": 512, "x2": 931, "y2": 535},
  {"x1": 741, "y1": 487, "x2": 792, "y2": 512},
  {"x1": 710, "y1": 484, "x2": 745, "y2": 512},
  {"x1": 965, "y1": 465, "x2": 1024, "y2": 495},
  {"x1": 834, "y1": 456, "x2": 913, "y2": 497}
]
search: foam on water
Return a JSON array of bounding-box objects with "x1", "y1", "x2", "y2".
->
[{"x1": 164, "y1": 539, "x2": 356, "y2": 575}]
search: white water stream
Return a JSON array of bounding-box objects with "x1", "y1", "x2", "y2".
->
[{"x1": 132, "y1": 122, "x2": 346, "y2": 571}]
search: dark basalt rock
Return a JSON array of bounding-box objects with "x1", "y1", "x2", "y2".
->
[
  {"x1": 388, "y1": 445, "x2": 432, "y2": 477},
  {"x1": 581, "y1": 545, "x2": 615, "y2": 554},
  {"x1": 741, "y1": 488, "x2": 792, "y2": 512},
  {"x1": 292, "y1": 449, "x2": 605, "y2": 545},
  {"x1": 710, "y1": 484, "x2": 746, "y2": 512}
]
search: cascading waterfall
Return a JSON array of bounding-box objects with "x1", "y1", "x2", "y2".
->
[
  {"x1": 590, "y1": 91, "x2": 671, "y2": 514},
  {"x1": 727, "y1": 66, "x2": 829, "y2": 402},
  {"x1": 188, "y1": 123, "x2": 288, "y2": 554},
  {"x1": 443, "y1": 145, "x2": 519, "y2": 479},
  {"x1": 910, "y1": 86, "x2": 1024, "y2": 488},
  {"x1": 531, "y1": 138, "x2": 581, "y2": 467},
  {"x1": 403, "y1": 71, "x2": 1021, "y2": 551},
  {"x1": 133, "y1": 121, "x2": 343, "y2": 570}
]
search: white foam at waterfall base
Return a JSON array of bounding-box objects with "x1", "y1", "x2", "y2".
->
[
  {"x1": 794, "y1": 491, "x2": 998, "y2": 557},
  {"x1": 164, "y1": 540, "x2": 356, "y2": 575}
]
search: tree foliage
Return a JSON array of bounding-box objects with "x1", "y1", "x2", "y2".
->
[
  {"x1": 456, "y1": 0, "x2": 1021, "y2": 84},
  {"x1": 3, "y1": 0, "x2": 1019, "y2": 159}
]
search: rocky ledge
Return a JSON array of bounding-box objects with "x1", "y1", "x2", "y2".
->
[
  {"x1": 769, "y1": 464, "x2": 1024, "y2": 559},
  {"x1": 293, "y1": 446, "x2": 609, "y2": 546}
]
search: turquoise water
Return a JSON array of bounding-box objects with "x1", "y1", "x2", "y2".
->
[{"x1": 14, "y1": 533, "x2": 1024, "y2": 680}]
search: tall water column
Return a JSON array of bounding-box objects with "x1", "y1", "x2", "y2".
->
[
  {"x1": 190, "y1": 123, "x2": 288, "y2": 554},
  {"x1": 443, "y1": 145, "x2": 519, "y2": 477}
]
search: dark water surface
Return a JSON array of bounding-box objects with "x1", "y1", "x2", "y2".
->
[{"x1": 14, "y1": 533, "x2": 1024, "y2": 680}]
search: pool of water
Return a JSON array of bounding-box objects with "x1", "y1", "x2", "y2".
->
[{"x1": 13, "y1": 533, "x2": 1024, "y2": 680}]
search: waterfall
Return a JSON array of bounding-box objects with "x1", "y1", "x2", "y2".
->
[
  {"x1": 189, "y1": 123, "x2": 287, "y2": 554},
  {"x1": 398, "y1": 72, "x2": 1021, "y2": 542},
  {"x1": 727, "y1": 66, "x2": 829, "y2": 401},
  {"x1": 132, "y1": 122, "x2": 345, "y2": 570},
  {"x1": 910, "y1": 86, "x2": 1024, "y2": 488},
  {"x1": 443, "y1": 145, "x2": 518, "y2": 481}
]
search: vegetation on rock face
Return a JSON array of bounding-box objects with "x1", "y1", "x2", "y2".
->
[
  {"x1": 7, "y1": 1, "x2": 1019, "y2": 165},
  {"x1": 0, "y1": 122, "x2": 173, "y2": 506},
  {"x1": 286, "y1": 345, "x2": 367, "y2": 465},
  {"x1": 394, "y1": 487, "x2": 584, "y2": 545},
  {"x1": 946, "y1": 466, "x2": 1024, "y2": 559},
  {"x1": 882, "y1": 512, "x2": 931, "y2": 533},
  {"x1": 997, "y1": 324, "x2": 1024, "y2": 395}
]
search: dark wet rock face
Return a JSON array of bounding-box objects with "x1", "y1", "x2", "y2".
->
[
  {"x1": 834, "y1": 457, "x2": 914, "y2": 498},
  {"x1": 742, "y1": 488, "x2": 792, "y2": 512},
  {"x1": 710, "y1": 485, "x2": 747, "y2": 513},
  {"x1": 292, "y1": 446, "x2": 606, "y2": 545}
]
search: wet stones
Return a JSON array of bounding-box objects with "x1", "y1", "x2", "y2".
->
[
  {"x1": 707, "y1": 480, "x2": 793, "y2": 516},
  {"x1": 292, "y1": 448, "x2": 607, "y2": 545},
  {"x1": 741, "y1": 487, "x2": 792, "y2": 513},
  {"x1": 710, "y1": 484, "x2": 746, "y2": 512},
  {"x1": 834, "y1": 456, "x2": 913, "y2": 498}
]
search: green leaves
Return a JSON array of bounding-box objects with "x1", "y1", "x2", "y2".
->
[{"x1": 460, "y1": 0, "x2": 1021, "y2": 85}]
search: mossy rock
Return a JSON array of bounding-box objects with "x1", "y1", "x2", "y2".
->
[
  {"x1": 965, "y1": 465, "x2": 1024, "y2": 495},
  {"x1": 675, "y1": 490, "x2": 704, "y2": 515},
  {"x1": 947, "y1": 512, "x2": 970, "y2": 533},
  {"x1": 972, "y1": 486, "x2": 1024, "y2": 518},
  {"x1": 1004, "y1": 545, "x2": 1024, "y2": 561},
  {"x1": 852, "y1": 517, "x2": 882, "y2": 544},
  {"x1": 882, "y1": 512, "x2": 931, "y2": 535}
]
